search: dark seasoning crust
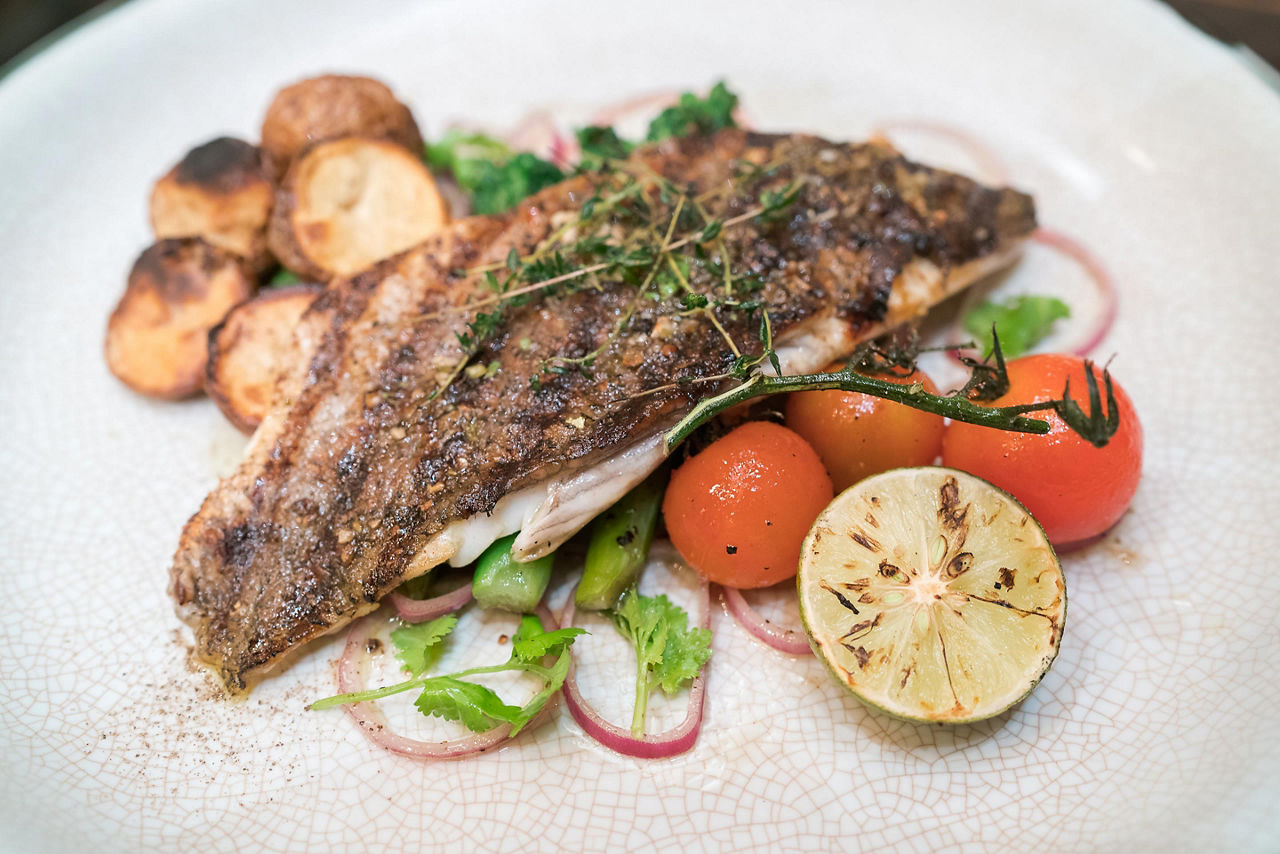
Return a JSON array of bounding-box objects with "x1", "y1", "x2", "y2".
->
[{"x1": 171, "y1": 129, "x2": 1035, "y2": 692}]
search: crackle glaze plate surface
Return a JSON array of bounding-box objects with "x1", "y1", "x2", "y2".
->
[{"x1": 1, "y1": 0, "x2": 1278, "y2": 850}]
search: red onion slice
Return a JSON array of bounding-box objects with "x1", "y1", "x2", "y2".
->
[
  {"x1": 334, "y1": 604, "x2": 560, "y2": 760},
  {"x1": 1030, "y1": 227, "x2": 1118, "y2": 357},
  {"x1": 721, "y1": 585, "x2": 812, "y2": 656},
  {"x1": 504, "y1": 109, "x2": 559, "y2": 157},
  {"x1": 387, "y1": 583, "x2": 472, "y2": 623},
  {"x1": 558, "y1": 565, "x2": 710, "y2": 759},
  {"x1": 504, "y1": 109, "x2": 578, "y2": 171},
  {"x1": 947, "y1": 226, "x2": 1118, "y2": 365},
  {"x1": 548, "y1": 129, "x2": 577, "y2": 171}
]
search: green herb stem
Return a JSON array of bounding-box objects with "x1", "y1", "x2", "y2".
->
[
  {"x1": 308, "y1": 656, "x2": 555, "y2": 712},
  {"x1": 308, "y1": 678, "x2": 420, "y2": 710},
  {"x1": 631, "y1": 657, "x2": 651, "y2": 736},
  {"x1": 662, "y1": 369, "x2": 1057, "y2": 453}
]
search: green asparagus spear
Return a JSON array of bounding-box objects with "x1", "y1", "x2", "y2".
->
[
  {"x1": 576, "y1": 474, "x2": 666, "y2": 611},
  {"x1": 471, "y1": 534, "x2": 554, "y2": 613}
]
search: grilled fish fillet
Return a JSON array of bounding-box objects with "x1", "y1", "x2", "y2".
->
[{"x1": 171, "y1": 129, "x2": 1036, "y2": 692}]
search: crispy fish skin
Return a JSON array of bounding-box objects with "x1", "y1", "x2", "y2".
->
[{"x1": 170, "y1": 129, "x2": 1035, "y2": 692}]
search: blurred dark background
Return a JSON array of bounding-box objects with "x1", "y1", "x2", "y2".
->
[{"x1": 1, "y1": 0, "x2": 1279, "y2": 70}]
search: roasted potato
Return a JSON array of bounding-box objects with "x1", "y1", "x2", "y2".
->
[
  {"x1": 260, "y1": 74, "x2": 424, "y2": 179},
  {"x1": 105, "y1": 238, "x2": 255, "y2": 399},
  {"x1": 206, "y1": 284, "x2": 321, "y2": 432},
  {"x1": 149, "y1": 137, "x2": 275, "y2": 274},
  {"x1": 266, "y1": 136, "x2": 449, "y2": 280}
]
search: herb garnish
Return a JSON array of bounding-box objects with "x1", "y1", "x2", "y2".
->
[
  {"x1": 576, "y1": 125, "x2": 631, "y2": 169},
  {"x1": 426, "y1": 130, "x2": 564, "y2": 215},
  {"x1": 423, "y1": 84, "x2": 1119, "y2": 454},
  {"x1": 963, "y1": 294, "x2": 1071, "y2": 359},
  {"x1": 645, "y1": 81, "x2": 738, "y2": 142},
  {"x1": 311, "y1": 613, "x2": 585, "y2": 736},
  {"x1": 426, "y1": 161, "x2": 781, "y2": 393},
  {"x1": 608, "y1": 589, "x2": 712, "y2": 736}
]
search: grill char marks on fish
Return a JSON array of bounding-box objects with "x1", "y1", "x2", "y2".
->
[{"x1": 170, "y1": 129, "x2": 1036, "y2": 692}]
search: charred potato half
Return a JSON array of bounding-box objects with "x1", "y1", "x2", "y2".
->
[
  {"x1": 149, "y1": 137, "x2": 275, "y2": 274},
  {"x1": 105, "y1": 238, "x2": 255, "y2": 399},
  {"x1": 206, "y1": 284, "x2": 321, "y2": 433},
  {"x1": 260, "y1": 74, "x2": 424, "y2": 179},
  {"x1": 267, "y1": 136, "x2": 449, "y2": 280}
]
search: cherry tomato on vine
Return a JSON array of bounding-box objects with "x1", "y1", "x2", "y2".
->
[
  {"x1": 941, "y1": 353, "x2": 1143, "y2": 546},
  {"x1": 663, "y1": 421, "x2": 833, "y2": 589},
  {"x1": 785, "y1": 367, "x2": 946, "y2": 491}
]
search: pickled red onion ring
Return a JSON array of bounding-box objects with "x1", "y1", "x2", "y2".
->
[
  {"x1": 946, "y1": 226, "x2": 1118, "y2": 363},
  {"x1": 872, "y1": 119, "x2": 1009, "y2": 184},
  {"x1": 721, "y1": 585, "x2": 812, "y2": 656},
  {"x1": 333, "y1": 604, "x2": 560, "y2": 760},
  {"x1": 558, "y1": 567, "x2": 710, "y2": 759},
  {"x1": 387, "y1": 583, "x2": 472, "y2": 623},
  {"x1": 1030, "y1": 227, "x2": 1118, "y2": 357}
]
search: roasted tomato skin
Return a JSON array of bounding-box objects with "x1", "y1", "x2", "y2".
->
[
  {"x1": 941, "y1": 354, "x2": 1143, "y2": 546},
  {"x1": 784, "y1": 368, "x2": 945, "y2": 491},
  {"x1": 662, "y1": 421, "x2": 834, "y2": 589}
]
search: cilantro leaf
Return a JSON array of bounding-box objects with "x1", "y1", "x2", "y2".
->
[
  {"x1": 314, "y1": 606, "x2": 585, "y2": 740},
  {"x1": 963, "y1": 295, "x2": 1071, "y2": 359},
  {"x1": 646, "y1": 81, "x2": 739, "y2": 142},
  {"x1": 652, "y1": 614, "x2": 712, "y2": 695},
  {"x1": 513, "y1": 625, "x2": 588, "y2": 663},
  {"x1": 508, "y1": 650, "x2": 572, "y2": 736},
  {"x1": 610, "y1": 589, "x2": 669, "y2": 668},
  {"x1": 609, "y1": 590, "x2": 711, "y2": 735},
  {"x1": 390, "y1": 615, "x2": 457, "y2": 676},
  {"x1": 413, "y1": 677, "x2": 523, "y2": 732}
]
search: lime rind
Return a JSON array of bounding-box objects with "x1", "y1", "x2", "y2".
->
[{"x1": 797, "y1": 466, "x2": 1066, "y2": 725}]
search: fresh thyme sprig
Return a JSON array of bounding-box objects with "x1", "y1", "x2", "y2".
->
[
  {"x1": 425, "y1": 167, "x2": 786, "y2": 395},
  {"x1": 437, "y1": 204, "x2": 774, "y2": 320}
]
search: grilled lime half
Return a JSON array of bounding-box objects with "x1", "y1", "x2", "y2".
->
[{"x1": 797, "y1": 467, "x2": 1065, "y2": 724}]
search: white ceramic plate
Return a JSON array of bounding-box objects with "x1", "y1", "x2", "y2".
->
[{"x1": 2, "y1": 0, "x2": 1278, "y2": 850}]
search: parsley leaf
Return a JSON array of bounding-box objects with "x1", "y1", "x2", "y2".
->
[
  {"x1": 507, "y1": 651, "x2": 572, "y2": 735},
  {"x1": 609, "y1": 590, "x2": 712, "y2": 735},
  {"x1": 963, "y1": 295, "x2": 1071, "y2": 359},
  {"x1": 426, "y1": 130, "x2": 564, "y2": 215},
  {"x1": 652, "y1": 607, "x2": 712, "y2": 695},
  {"x1": 512, "y1": 617, "x2": 587, "y2": 662},
  {"x1": 646, "y1": 81, "x2": 739, "y2": 142},
  {"x1": 425, "y1": 130, "x2": 510, "y2": 177},
  {"x1": 390, "y1": 615, "x2": 457, "y2": 676},
  {"x1": 469, "y1": 153, "x2": 565, "y2": 215},
  {"x1": 310, "y1": 610, "x2": 585, "y2": 738},
  {"x1": 413, "y1": 677, "x2": 523, "y2": 731}
]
